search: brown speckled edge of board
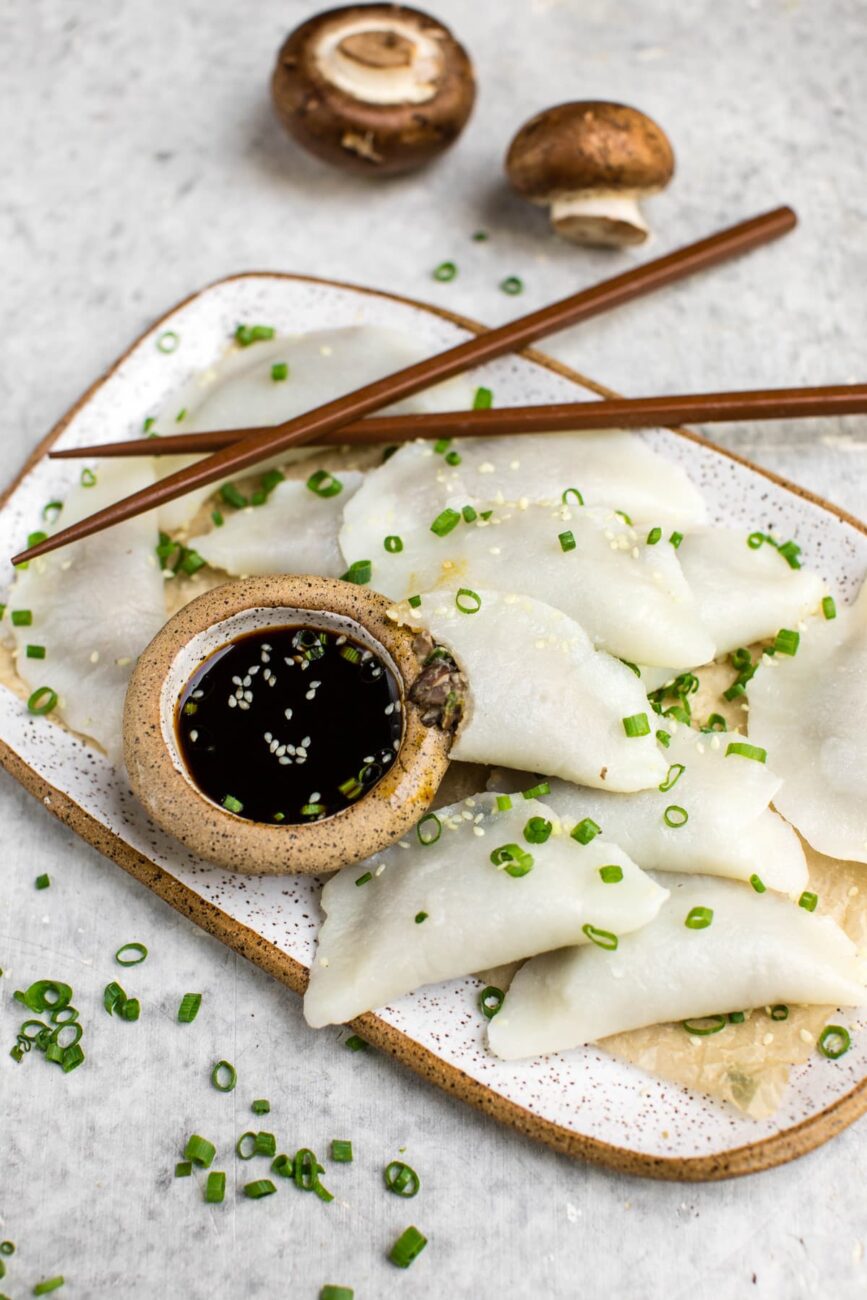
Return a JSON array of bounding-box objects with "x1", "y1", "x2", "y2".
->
[{"x1": 2, "y1": 269, "x2": 866, "y2": 1182}]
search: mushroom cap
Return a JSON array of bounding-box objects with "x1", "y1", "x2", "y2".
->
[
  {"x1": 506, "y1": 101, "x2": 674, "y2": 203},
  {"x1": 272, "y1": 4, "x2": 476, "y2": 176}
]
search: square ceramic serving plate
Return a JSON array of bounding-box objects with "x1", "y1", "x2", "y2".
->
[{"x1": 2, "y1": 271, "x2": 866, "y2": 1182}]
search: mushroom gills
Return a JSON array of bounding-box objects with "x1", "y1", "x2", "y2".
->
[{"x1": 551, "y1": 192, "x2": 650, "y2": 248}]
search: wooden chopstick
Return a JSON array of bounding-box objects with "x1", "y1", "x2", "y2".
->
[
  {"x1": 13, "y1": 205, "x2": 796, "y2": 566},
  {"x1": 49, "y1": 384, "x2": 867, "y2": 460}
]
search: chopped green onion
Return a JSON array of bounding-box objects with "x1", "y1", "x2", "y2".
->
[
  {"x1": 120, "y1": 997, "x2": 140, "y2": 1022},
  {"x1": 430, "y1": 508, "x2": 461, "y2": 537},
  {"x1": 157, "y1": 330, "x2": 180, "y2": 353},
  {"x1": 307, "y1": 469, "x2": 343, "y2": 498},
  {"x1": 777, "y1": 540, "x2": 802, "y2": 569},
  {"x1": 222, "y1": 794, "x2": 244, "y2": 814},
  {"x1": 175, "y1": 1161, "x2": 192, "y2": 1177},
  {"x1": 184, "y1": 1134, "x2": 216, "y2": 1168},
  {"x1": 414, "y1": 912, "x2": 428, "y2": 924},
  {"x1": 254, "y1": 1132, "x2": 276, "y2": 1157},
  {"x1": 433, "y1": 261, "x2": 457, "y2": 281},
  {"x1": 234, "y1": 323, "x2": 275, "y2": 346},
  {"x1": 417, "y1": 813, "x2": 441, "y2": 846},
  {"x1": 271, "y1": 1154, "x2": 294, "y2": 1178},
  {"x1": 473, "y1": 386, "x2": 493, "y2": 409},
  {"x1": 725, "y1": 742, "x2": 767, "y2": 764},
  {"x1": 179, "y1": 548, "x2": 206, "y2": 576},
  {"x1": 599, "y1": 865, "x2": 623, "y2": 884},
  {"x1": 558, "y1": 530, "x2": 576, "y2": 552},
  {"x1": 646, "y1": 526, "x2": 662, "y2": 545},
  {"x1": 433, "y1": 438, "x2": 451, "y2": 454},
  {"x1": 582, "y1": 924, "x2": 618, "y2": 951},
  {"x1": 11, "y1": 610, "x2": 32, "y2": 626},
  {"x1": 219, "y1": 482, "x2": 247, "y2": 509},
  {"x1": 339, "y1": 645, "x2": 361, "y2": 664},
  {"x1": 178, "y1": 993, "x2": 202, "y2": 1023},
  {"x1": 80, "y1": 468, "x2": 97, "y2": 488},
  {"x1": 35, "y1": 873, "x2": 50, "y2": 889},
  {"x1": 664, "y1": 803, "x2": 689, "y2": 827},
  {"x1": 522, "y1": 782, "x2": 550, "y2": 799},
  {"x1": 669, "y1": 531, "x2": 683, "y2": 548},
  {"x1": 26, "y1": 644, "x2": 46, "y2": 660},
  {"x1": 300, "y1": 803, "x2": 326, "y2": 817},
  {"x1": 355, "y1": 872, "x2": 372, "y2": 887},
  {"x1": 244, "y1": 1179, "x2": 277, "y2": 1199},
  {"x1": 408, "y1": 595, "x2": 422, "y2": 609},
  {"x1": 749, "y1": 873, "x2": 766, "y2": 893},
  {"x1": 384, "y1": 1160, "x2": 420, "y2": 1198},
  {"x1": 270, "y1": 362, "x2": 289, "y2": 382},
  {"x1": 729, "y1": 1011, "x2": 746, "y2": 1024},
  {"x1": 340, "y1": 560, "x2": 372, "y2": 585},
  {"x1": 15, "y1": 980, "x2": 72, "y2": 1013},
  {"x1": 562, "y1": 487, "x2": 584, "y2": 506},
  {"x1": 773, "y1": 628, "x2": 800, "y2": 656},
  {"x1": 115, "y1": 942, "x2": 148, "y2": 966},
  {"x1": 384, "y1": 535, "x2": 403, "y2": 553},
  {"x1": 799, "y1": 890, "x2": 818, "y2": 912},
  {"x1": 176, "y1": 407, "x2": 187, "y2": 423},
  {"x1": 622, "y1": 712, "x2": 650, "y2": 738},
  {"x1": 818, "y1": 1025, "x2": 851, "y2": 1059},
  {"x1": 27, "y1": 530, "x2": 48, "y2": 549},
  {"x1": 293, "y1": 1148, "x2": 333, "y2": 1201},
  {"x1": 748, "y1": 530, "x2": 772, "y2": 549},
  {"x1": 684, "y1": 906, "x2": 713, "y2": 929},
  {"x1": 460, "y1": 505, "x2": 477, "y2": 524},
  {"x1": 260, "y1": 469, "x2": 285, "y2": 498},
  {"x1": 523, "y1": 816, "x2": 552, "y2": 845},
  {"x1": 211, "y1": 1059, "x2": 237, "y2": 1092},
  {"x1": 445, "y1": 450, "x2": 462, "y2": 466},
  {"x1": 0, "y1": 1243, "x2": 13, "y2": 1256},
  {"x1": 237, "y1": 1133, "x2": 258, "y2": 1160},
  {"x1": 479, "y1": 986, "x2": 504, "y2": 1019},
  {"x1": 205, "y1": 1171, "x2": 226, "y2": 1203},
  {"x1": 682, "y1": 1015, "x2": 726, "y2": 1036},
  {"x1": 656, "y1": 729, "x2": 671, "y2": 748},
  {"x1": 251, "y1": 1099, "x2": 270, "y2": 1115},
  {"x1": 33, "y1": 1278, "x2": 65, "y2": 1295},
  {"x1": 702, "y1": 713, "x2": 727, "y2": 732},
  {"x1": 770, "y1": 1004, "x2": 789, "y2": 1021},
  {"x1": 345, "y1": 1035, "x2": 366, "y2": 1052},
  {"x1": 571, "y1": 817, "x2": 601, "y2": 845},
  {"x1": 455, "y1": 587, "x2": 481, "y2": 614},
  {"x1": 490, "y1": 843, "x2": 534, "y2": 877},
  {"x1": 338, "y1": 776, "x2": 363, "y2": 801},
  {"x1": 331, "y1": 1140, "x2": 353, "y2": 1163},
  {"x1": 495, "y1": 795, "x2": 512, "y2": 812},
  {"x1": 618, "y1": 659, "x2": 641, "y2": 677},
  {"x1": 389, "y1": 1226, "x2": 427, "y2": 1269},
  {"x1": 500, "y1": 276, "x2": 523, "y2": 295},
  {"x1": 42, "y1": 500, "x2": 63, "y2": 522},
  {"x1": 615, "y1": 510, "x2": 633, "y2": 526},
  {"x1": 659, "y1": 763, "x2": 685, "y2": 793},
  {"x1": 62, "y1": 1044, "x2": 86, "y2": 1071},
  {"x1": 822, "y1": 595, "x2": 837, "y2": 620},
  {"x1": 320, "y1": 1288, "x2": 354, "y2": 1300}
]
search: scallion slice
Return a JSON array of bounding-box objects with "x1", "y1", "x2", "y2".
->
[
  {"x1": 822, "y1": 595, "x2": 837, "y2": 620},
  {"x1": 408, "y1": 595, "x2": 422, "y2": 609},
  {"x1": 414, "y1": 911, "x2": 428, "y2": 924},
  {"x1": 522, "y1": 782, "x2": 550, "y2": 799},
  {"x1": 42, "y1": 500, "x2": 63, "y2": 522},
  {"x1": 219, "y1": 482, "x2": 247, "y2": 509},
  {"x1": 345, "y1": 1034, "x2": 366, "y2": 1052},
  {"x1": 599, "y1": 865, "x2": 623, "y2": 884},
  {"x1": 582, "y1": 924, "x2": 618, "y2": 951},
  {"x1": 236, "y1": 1132, "x2": 257, "y2": 1160},
  {"x1": 773, "y1": 627, "x2": 800, "y2": 656},
  {"x1": 749, "y1": 874, "x2": 766, "y2": 893},
  {"x1": 799, "y1": 890, "x2": 818, "y2": 912},
  {"x1": 433, "y1": 261, "x2": 457, "y2": 282},
  {"x1": 115, "y1": 942, "x2": 148, "y2": 966},
  {"x1": 355, "y1": 871, "x2": 372, "y2": 887},
  {"x1": 0, "y1": 1242, "x2": 13, "y2": 1256},
  {"x1": 320, "y1": 1288, "x2": 354, "y2": 1300},
  {"x1": 622, "y1": 712, "x2": 650, "y2": 738},
  {"x1": 26, "y1": 644, "x2": 46, "y2": 659},
  {"x1": 234, "y1": 323, "x2": 275, "y2": 346},
  {"x1": 684, "y1": 906, "x2": 713, "y2": 929},
  {"x1": 430, "y1": 508, "x2": 461, "y2": 537},
  {"x1": 490, "y1": 843, "x2": 534, "y2": 877},
  {"x1": 495, "y1": 795, "x2": 512, "y2": 812},
  {"x1": 331, "y1": 1140, "x2": 353, "y2": 1163},
  {"x1": 15, "y1": 980, "x2": 72, "y2": 1013},
  {"x1": 244, "y1": 1179, "x2": 277, "y2": 1199},
  {"x1": 725, "y1": 742, "x2": 767, "y2": 764},
  {"x1": 455, "y1": 587, "x2": 481, "y2": 613},
  {"x1": 254, "y1": 1132, "x2": 276, "y2": 1157},
  {"x1": 156, "y1": 329, "x2": 180, "y2": 353},
  {"x1": 669, "y1": 531, "x2": 684, "y2": 548},
  {"x1": 701, "y1": 713, "x2": 727, "y2": 733},
  {"x1": 818, "y1": 1025, "x2": 851, "y2": 1059},
  {"x1": 384, "y1": 535, "x2": 403, "y2": 553},
  {"x1": 479, "y1": 986, "x2": 504, "y2": 1019},
  {"x1": 658, "y1": 763, "x2": 685, "y2": 793},
  {"x1": 306, "y1": 469, "x2": 343, "y2": 498},
  {"x1": 251, "y1": 1099, "x2": 270, "y2": 1115},
  {"x1": 500, "y1": 276, "x2": 523, "y2": 295},
  {"x1": 657, "y1": 729, "x2": 671, "y2": 748},
  {"x1": 445, "y1": 450, "x2": 461, "y2": 466},
  {"x1": 473, "y1": 386, "x2": 493, "y2": 409},
  {"x1": 104, "y1": 981, "x2": 126, "y2": 1015},
  {"x1": 11, "y1": 609, "x2": 32, "y2": 626},
  {"x1": 33, "y1": 1277, "x2": 66, "y2": 1295},
  {"x1": 293, "y1": 1148, "x2": 333, "y2": 1201},
  {"x1": 205, "y1": 1171, "x2": 226, "y2": 1203},
  {"x1": 35, "y1": 873, "x2": 50, "y2": 889},
  {"x1": 646, "y1": 526, "x2": 662, "y2": 545},
  {"x1": 80, "y1": 467, "x2": 97, "y2": 488},
  {"x1": 271, "y1": 1154, "x2": 294, "y2": 1178},
  {"x1": 682, "y1": 1015, "x2": 726, "y2": 1036},
  {"x1": 340, "y1": 560, "x2": 372, "y2": 585},
  {"x1": 384, "y1": 1160, "x2": 420, "y2": 1198},
  {"x1": 389, "y1": 1226, "x2": 427, "y2": 1269},
  {"x1": 175, "y1": 1161, "x2": 192, "y2": 1177},
  {"x1": 770, "y1": 1004, "x2": 789, "y2": 1021},
  {"x1": 211, "y1": 1059, "x2": 237, "y2": 1092},
  {"x1": 120, "y1": 997, "x2": 140, "y2": 1022},
  {"x1": 417, "y1": 813, "x2": 441, "y2": 846},
  {"x1": 663, "y1": 804, "x2": 688, "y2": 828},
  {"x1": 571, "y1": 817, "x2": 601, "y2": 845},
  {"x1": 558, "y1": 530, "x2": 576, "y2": 552},
  {"x1": 178, "y1": 993, "x2": 202, "y2": 1023},
  {"x1": 729, "y1": 1011, "x2": 746, "y2": 1024},
  {"x1": 184, "y1": 1134, "x2": 216, "y2": 1168},
  {"x1": 561, "y1": 487, "x2": 584, "y2": 506},
  {"x1": 523, "y1": 816, "x2": 552, "y2": 845},
  {"x1": 271, "y1": 362, "x2": 289, "y2": 382}
]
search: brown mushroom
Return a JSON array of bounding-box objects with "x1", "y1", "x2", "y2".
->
[
  {"x1": 271, "y1": 4, "x2": 476, "y2": 176},
  {"x1": 505, "y1": 102, "x2": 675, "y2": 248}
]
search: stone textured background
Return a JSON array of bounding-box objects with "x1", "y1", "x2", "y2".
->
[{"x1": 1, "y1": 1, "x2": 866, "y2": 1295}]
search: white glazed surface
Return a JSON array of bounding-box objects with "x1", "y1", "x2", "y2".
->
[{"x1": 1, "y1": 273, "x2": 866, "y2": 1167}]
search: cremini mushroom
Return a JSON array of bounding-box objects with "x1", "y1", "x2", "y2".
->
[
  {"x1": 271, "y1": 4, "x2": 476, "y2": 176},
  {"x1": 505, "y1": 101, "x2": 675, "y2": 248}
]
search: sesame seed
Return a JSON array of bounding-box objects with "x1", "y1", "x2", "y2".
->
[
  {"x1": 284, "y1": 708, "x2": 293, "y2": 720},
  {"x1": 473, "y1": 826, "x2": 485, "y2": 837},
  {"x1": 228, "y1": 696, "x2": 237, "y2": 708},
  {"x1": 90, "y1": 650, "x2": 100, "y2": 664},
  {"x1": 762, "y1": 1033, "x2": 774, "y2": 1046},
  {"x1": 800, "y1": 1029, "x2": 814, "y2": 1044},
  {"x1": 301, "y1": 736, "x2": 311, "y2": 748},
  {"x1": 278, "y1": 756, "x2": 291, "y2": 766}
]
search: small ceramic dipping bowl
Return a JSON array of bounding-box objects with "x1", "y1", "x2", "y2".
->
[{"x1": 123, "y1": 575, "x2": 451, "y2": 874}]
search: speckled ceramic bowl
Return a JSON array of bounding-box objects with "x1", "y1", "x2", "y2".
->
[{"x1": 123, "y1": 575, "x2": 450, "y2": 874}]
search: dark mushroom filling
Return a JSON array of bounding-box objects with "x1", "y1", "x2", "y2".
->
[{"x1": 409, "y1": 631, "x2": 466, "y2": 732}]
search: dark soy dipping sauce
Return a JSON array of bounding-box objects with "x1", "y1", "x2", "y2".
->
[{"x1": 176, "y1": 626, "x2": 402, "y2": 825}]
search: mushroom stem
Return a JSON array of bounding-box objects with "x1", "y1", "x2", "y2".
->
[
  {"x1": 550, "y1": 193, "x2": 650, "y2": 248},
  {"x1": 315, "y1": 16, "x2": 443, "y2": 104}
]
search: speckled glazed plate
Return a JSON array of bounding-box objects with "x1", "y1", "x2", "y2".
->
[{"x1": 2, "y1": 273, "x2": 866, "y2": 1182}]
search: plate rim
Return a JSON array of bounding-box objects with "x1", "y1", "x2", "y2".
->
[{"x1": 3, "y1": 268, "x2": 866, "y2": 1182}]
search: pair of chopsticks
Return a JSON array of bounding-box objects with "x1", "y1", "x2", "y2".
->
[{"x1": 19, "y1": 204, "x2": 863, "y2": 568}]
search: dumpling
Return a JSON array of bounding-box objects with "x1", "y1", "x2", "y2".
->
[
  {"x1": 303, "y1": 792, "x2": 669, "y2": 1028},
  {"x1": 678, "y1": 529, "x2": 824, "y2": 654},
  {"x1": 352, "y1": 504, "x2": 715, "y2": 669},
  {"x1": 748, "y1": 585, "x2": 867, "y2": 862},
  {"x1": 187, "y1": 471, "x2": 363, "y2": 577},
  {"x1": 488, "y1": 873, "x2": 866, "y2": 1059},
  {"x1": 541, "y1": 724, "x2": 808, "y2": 894},
  {"x1": 7, "y1": 460, "x2": 166, "y2": 764},
  {"x1": 153, "y1": 325, "x2": 477, "y2": 532},
  {"x1": 341, "y1": 431, "x2": 707, "y2": 569},
  {"x1": 399, "y1": 589, "x2": 667, "y2": 791}
]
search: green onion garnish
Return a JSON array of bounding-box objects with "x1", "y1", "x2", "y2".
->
[
  {"x1": 33, "y1": 1278, "x2": 66, "y2": 1295},
  {"x1": 558, "y1": 530, "x2": 576, "y2": 552},
  {"x1": 252, "y1": 1099, "x2": 270, "y2": 1115},
  {"x1": 222, "y1": 794, "x2": 244, "y2": 814},
  {"x1": 725, "y1": 742, "x2": 767, "y2": 764},
  {"x1": 211, "y1": 1059, "x2": 237, "y2": 1092},
  {"x1": 11, "y1": 610, "x2": 32, "y2": 626},
  {"x1": 176, "y1": 407, "x2": 187, "y2": 423},
  {"x1": 254, "y1": 1132, "x2": 276, "y2": 1157},
  {"x1": 729, "y1": 1011, "x2": 746, "y2": 1024},
  {"x1": 15, "y1": 980, "x2": 72, "y2": 1012},
  {"x1": 120, "y1": 997, "x2": 141, "y2": 1022},
  {"x1": 777, "y1": 540, "x2": 802, "y2": 569},
  {"x1": 184, "y1": 1134, "x2": 216, "y2": 1168},
  {"x1": 615, "y1": 510, "x2": 633, "y2": 526},
  {"x1": 799, "y1": 890, "x2": 818, "y2": 912},
  {"x1": 331, "y1": 1140, "x2": 353, "y2": 1163},
  {"x1": 115, "y1": 942, "x2": 148, "y2": 966},
  {"x1": 0, "y1": 1243, "x2": 14, "y2": 1256},
  {"x1": 822, "y1": 595, "x2": 837, "y2": 620},
  {"x1": 156, "y1": 330, "x2": 180, "y2": 353},
  {"x1": 455, "y1": 587, "x2": 481, "y2": 614},
  {"x1": 293, "y1": 1148, "x2": 333, "y2": 1202},
  {"x1": 462, "y1": 504, "x2": 478, "y2": 523},
  {"x1": 389, "y1": 1226, "x2": 427, "y2": 1269},
  {"x1": 339, "y1": 645, "x2": 361, "y2": 664},
  {"x1": 669, "y1": 531, "x2": 684, "y2": 548},
  {"x1": 345, "y1": 1034, "x2": 366, "y2": 1052},
  {"x1": 561, "y1": 487, "x2": 584, "y2": 506},
  {"x1": 818, "y1": 1025, "x2": 851, "y2": 1059},
  {"x1": 495, "y1": 795, "x2": 512, "y2": 812},
  {"x1": 646, "y1": 527, "x2": 662, "y2": 545},
  {"x1": 234, "y1": 323, "x2": 275, "y2": 346},
  {"x1": 473, "y1": 386, "x2": 493, "y2": 409},
  {"x1": 408, "y1": 595, "x2": 422, "y2": 609},
  {"x1": 384, "y1": 535, "x2": 403, "y2": 553},
  {"x1": 307, "y1": 469, "x2": 343, "y2": 498},
  {"x1": 773, "y1": 628, "x2": 800, "y2": 656},
  {"x1": 271, "y1": 1154, "x2": 294, "y2": 1178},
  {"x1": 384, "y1": 1160, "x2": 420, "y2": 1198},
  {"x1": 355, "y1": 871, "x2": 372, "y2": 887},
  {"x1": 702, "y1": 713, "x2": 727, "y2": 732},
  {"x1": 80, "y1": 467, "x2": 97, "y2": 488},
  {"x1": 682, "y1": 1015, "x2": 726, "y2": 1036},
  {"x1": 219, "y1": 482, "x2": 247, "y2": 509},
  {"x1": 417, "y1": 813, "x2": 441, "y2": 845},
  {"x1": 500, "y1": 276, "x2": 523, "y2": 295},
  {"x1": 271, "y1": 362, "x2": 289, "y2": 382},
  {"x1": 684, "y1": 906, "x2": 713, "y2": 929},
  {"x1": 479, "y1": 986, "x2": 504, "y2": 1019},
  {"x1": 414, "y1": 912, "x2": 428, "y2": 924},
  {"x1": 770, "y1": 1004, "x2": 789, "y2": 1021},
  {"x1": 338, "y1": 777, "x2": 363, "y2": 800},
  {"x1": 205, "y1": 1171, "x2": 226, "y2": 1203},
  {"x1": 42, "y1": 500, "x2": 63, "y2": 522},
  {"x1": 522, "y1": 782, "x2": 550, "y2": 799},
  {"x1": 749, "y1": 874, "x2": 766, "y2": 893},
  {"x1": 657, "y1": 729, "x2": 671, "y2": 747},
  {"x1": 340, "y1": 560, "x2": 372, "y2": 585},
  {"x1": 445, "y1": 450, "x2": 461, "y2": 466},
  {"x1": 571, "y1": 818, "x2": 601, "y2": 845},
  {"x1": 430, "y1": 508, "x2": 461, "y2": 537},
  {"x1": 433, "y1": 261, "x2": 457, "y2": 282},
  {"x1": 523, "y1": 816, "x2": 552, "y2": 845},
  {"x1": 26, "y1": 644, "x2": 46, "y2": 659},
  {"x1": 658, "y1": 763, "x2": 685, "y2": 793},
  {"x1": 490, "y1": 843, "x2": 534, "y2": 877},
  {"x1": 175, "y1": 1161, "x2": 192, "y2": 1177},
  {"x1": 599, "y1": 865, "x2": 623, "y2": 883},
  {"x1": 471, "y1": 229, "x2": 488, "y2": 241},
  {"x1": 320, "y1": 1288, "x2": 354, "y2": 1300},
  {"x1": 301, "y1": 804, "x2": 326, "y2": 817},
  {"x1": 244, "y1": 1179, "x2": 277, "y2": 1199},
  {"x1": 35, "y1": 873, "x2": 50, "y2": 890},
  {"x1": 237, "y1": 1133, "x2": 257, "y2": 1160},
  {"x1": 622, "y1": 712, "x2": 650, "y2": 738},
  {"x1": 433, "y1": 438, "x2": 451, "y2": 454},
  {"x1": 178, "y1": 993, "x2": 202, "y2": 1023},
  {"x1": 582, "y1": 924, "x2": 618, "y2": 951}
]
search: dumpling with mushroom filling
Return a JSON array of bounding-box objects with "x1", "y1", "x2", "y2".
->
[
  {"x1": 341, "y1": 430, "x2": 707, "y2": 568},
  {"x1": 488, "y1": 873, "x2": 866, "y2": 1059},
  {"x1": 394, "y1": 589, "x2": 667, "y2": 792},
  {"x1": 153, "y1": 325, "x2": 476, "y2": 532},
  {"x1": 187, "y1": 471, "x2": 363, "y2": 577},
  {"x1": 535, "y1": 724, "x2": 808, "y2": 894},
  {"x1": 8, "y1": 460, "x2": 166, "y2": 765},
  {"x1": 303, "y1": 792, "x2": 668, "y2": 1028},
  {"x1": 345, "y1": 503, "x2": 714, "y2": 669},
  {"x1": 748, "y1": 584, "x2": 867, "y2": 862}
]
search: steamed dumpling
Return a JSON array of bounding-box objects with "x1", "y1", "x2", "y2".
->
[
  {"x1": 748, "y1": 585, "x2": 867, "y2": 862},
  {"x1": 303, "y1": 792, "x2": 669, "y2": 1028},
  {"x1": 400, "y1": 589, "x2": 667, "y2": 791},
  {"x1": 187, "y1": 471, "x2": 363, "y2": 577},
  {"x1": 349, "y1": 504, "x2": 714, "y2": 669},
  {"x1": 679, "y1": 529, "x2": 824, "y2": 654},
  {"x1": 341, "y1": 432, "x2": 707, "y2": 568},
  {"x1": 154, "y1": 325, "x2": 477, "y2": 532},
  {"x1": 7, "y1": 460, "x2": 166, "y2": 764},
  {"x1": 541, "y1": 725, "x2": 808, "y2": 894},
  {"x1": 489, "y1": 873, "x2": 866, "y2": 1059}
]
